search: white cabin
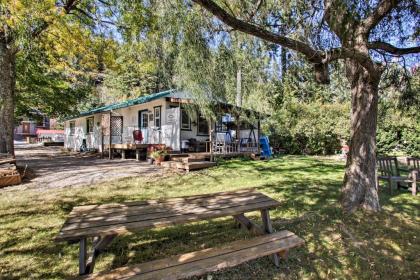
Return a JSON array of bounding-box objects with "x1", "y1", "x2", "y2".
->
[{"x1": 64, "y1": 90, "x2": 260, "y2": 155}]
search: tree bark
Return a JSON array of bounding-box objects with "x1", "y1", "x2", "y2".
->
[
  {"x1": 0, "y1": 39, "x2": 16, "y2": 156},
  {"x1": 236, "y1": 67, "x2": 242, "y2": 107},
  {"x1": 280, "y1": 46, "x2": 287, "y2": 81},
  {"x1": 342, "y1": 59, "x2": 381, "y2": 213}
]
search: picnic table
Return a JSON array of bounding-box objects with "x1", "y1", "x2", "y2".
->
[{"x1": 55, "y1": 189, "x2": 304, "y2": 279}]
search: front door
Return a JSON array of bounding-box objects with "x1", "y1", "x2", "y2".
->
[{"x1": 139, "y1": 110, "x2": 149, "y2": 143}]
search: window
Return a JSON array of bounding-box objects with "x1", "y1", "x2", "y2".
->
[
  {"x1": 69, "y1": 121, "x2": 75, "y2": 135},
  {"x1": 154, "y1": 106, "x2": 161, "y2": 128},
  {"x1": 86, "y1": 117, "x2": 94, "y2": 134},
  {"x1": 181, "y1": 108, "x2": 191, "y2": 130},
  {"x1": 197, "y1": 112, "x2": 209, "y2": 135},
  {"x1": 139, "y1": 110, "x2": 149, "y2": 128},
  {"x1": 215, "y1": 116, "x2": 227, "y2": 132}
]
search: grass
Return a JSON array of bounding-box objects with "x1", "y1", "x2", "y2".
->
[{"x1": 0, "y1": 156, "x2": 419, "y2": 279}]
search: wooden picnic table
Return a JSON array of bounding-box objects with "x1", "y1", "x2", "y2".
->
[{"x1": 55, "y1": 189, "x2": 282, "y2": 276}]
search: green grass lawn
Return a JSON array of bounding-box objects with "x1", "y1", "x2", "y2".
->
[{"x1": 1, "y1": 156, "x2": 419, "y2": 279}]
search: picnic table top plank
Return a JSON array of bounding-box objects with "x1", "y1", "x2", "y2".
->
[
  {"x1": 56, "y1": 189, "x2": 281, "y2": 242},
  {"x1": 66, "y1": 193, "x2": 271, "y2": 223},
  {"x1": 63, "y1": 195, "x2": 270, "y2": 228},
  {"x1": 67, "y1": 190, "x2": 266, "y2": 220},
  {"x1": 70, "y1": 189, "x2": 259, "y2": 214}
]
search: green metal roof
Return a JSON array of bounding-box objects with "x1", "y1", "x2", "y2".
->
[{"x1": 78, "y1": 89, "x2": 175, "y2": 118}]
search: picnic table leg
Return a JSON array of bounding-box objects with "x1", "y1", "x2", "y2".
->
[
  {"x1": 79, "y1": 235, "x2": 117, "y2": 275},
  {"x1": 412, "y1": 171, "x2": 417, "y2": 196},
  {"x1": 233, "y1": 213, "x2": 264, "y2": 235},
  {"x1": 79, "y1": 238, "x2": 87, "y2": 275},
  {"x1": 136, "y1": 149, "x2": 140, "y2": 161},
  {"x1": 121, "y1": 150, "x2": 126, "y2": 160},
  {"x1": 260, "y1": 209, "x2": 280, "y2": 267}
]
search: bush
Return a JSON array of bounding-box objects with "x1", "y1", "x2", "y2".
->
[
  {"x1": 376, "y1": 103, "x2": 420, "y2": 156},
  {"x1": 265, "y1": 102, "x2": 349, "y2": 155}
]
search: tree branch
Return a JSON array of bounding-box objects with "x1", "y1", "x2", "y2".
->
[
  {"x1": 191, "y1": 0, "x2": 323, "y2": 63},
  {"x1": 361, "y1": 0, "x2": 400, "y2": 34},
  {"x1": 368, "y1": 41, "x2": 420, "y2": 55},
  {"x1": 63, "y1": 0, "x2": 80, "y2": 14}
]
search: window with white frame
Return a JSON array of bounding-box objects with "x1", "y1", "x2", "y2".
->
[
  {"x1": 69, "y1": 121, "x2": 76, "y2": 135},
  {"x1": 86, "y1": 117, "x2": 94, "y2": 134},
  {"x1": 181, "y1": 108, "x2": 191, "y2": 130},
  {"x1": 154, "y1": 106, "x2": 161, "y2": 128},
  {"x1": 197, "y1": 112, "x2": 209, "y2": 135}
]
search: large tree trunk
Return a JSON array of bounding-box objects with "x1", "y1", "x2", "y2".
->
[
  {"x1": 342, "y1": 59, "x2": 381, "y2": 213},
  {"x1": 0, "y1": 39, "x2": 16, "y2": 156}
]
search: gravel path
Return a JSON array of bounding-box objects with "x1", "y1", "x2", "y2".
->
[{"x1": 7, "y1": 143, "x2": 163, "y2": 191}]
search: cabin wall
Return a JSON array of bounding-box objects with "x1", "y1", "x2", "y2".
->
[
  {"x1": 64, "y1": 98, "x2": 182, "y2": 152},
  {"x1": 64, "y1": 98, "x2": 259, "y2": 153}
]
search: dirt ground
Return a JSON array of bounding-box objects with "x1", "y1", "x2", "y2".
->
[{"x1": 6, "y1": 143, "x2": 163, "y2": 191}]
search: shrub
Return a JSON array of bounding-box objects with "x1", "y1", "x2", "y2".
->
[{"x1": 265, "y1": 102, "x2": 349, "y2": 155}]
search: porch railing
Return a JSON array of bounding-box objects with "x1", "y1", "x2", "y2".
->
[{"x1": 206, "y1": 140, "x2": 259, "y2": 155}]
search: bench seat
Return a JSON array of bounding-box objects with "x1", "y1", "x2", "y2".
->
[{"x1": 79, "y1": 230, "x2": 304, "y2": 280}]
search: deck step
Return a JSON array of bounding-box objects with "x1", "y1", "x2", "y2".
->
[
  {"x1": 160, "y1": 161, "x2": 179, "y2": 169},
  {"x1": 177, "y1": 161, "x2": 217, "y2": 171},
  {"x1": 187, "y1": 153, "x2": 210, "y2": 160},
  {"x1": 169, "y1": 154, "x2": 190, "y2": 160},
  {"x1": 79, "y1": 230, "x2": 304, "y2": 280}
]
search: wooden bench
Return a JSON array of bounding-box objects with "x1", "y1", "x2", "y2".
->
[
  {"x1": 377, "y1": 156, "x2": 417, "y2": 195},
  {"x1": 79, "y1": 230, "x2": 304, "y2": 280},
  {"x1": 56, "y1": 189, "x2": 303, "y2": 277},
  {"x1": 407, "y1": 157, "x2": 419, "y2": 195}
]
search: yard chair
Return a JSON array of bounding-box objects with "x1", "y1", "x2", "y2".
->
[
  {"x1": 376, "y1": 156, "x2": 407, "y2": 194},
  {"x1": 407, "y1": 157, "x2": 419, "y2": 195}
]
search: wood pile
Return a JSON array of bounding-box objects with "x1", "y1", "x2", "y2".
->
[{"x1": 0, "y1": 156, "x2": 21, "y2": 188}]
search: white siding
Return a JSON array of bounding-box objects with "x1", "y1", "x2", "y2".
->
[{"x1": 64, "y1": 98, "x2": 182, "y2": 151}]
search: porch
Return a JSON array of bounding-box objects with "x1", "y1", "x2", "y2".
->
[{"x1": 99, "y1": 100, "x2": 262, "y2": 160}]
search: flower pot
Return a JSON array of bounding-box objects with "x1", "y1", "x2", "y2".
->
[
  {"x1": 147, "y1": 158, "x2": 154, "y2": 165},
  {"x1": 155, "y1": 156, "x2": 165, "y2": 165}
]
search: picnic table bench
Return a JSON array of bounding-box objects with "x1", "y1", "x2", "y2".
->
[{"x1": 55, "y1": 189, "x2": 304, "y2": 278}]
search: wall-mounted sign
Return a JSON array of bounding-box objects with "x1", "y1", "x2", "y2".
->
[{"x1": 167, "y1": 113, "x2": 175, "y2": 124}]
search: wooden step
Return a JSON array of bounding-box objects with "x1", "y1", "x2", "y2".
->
[
  {"x1": 169, "y1": 154, "x2": 190, "y2": 160},
  {"x1": 181, "y1": 157, "x2": 207, "y2": 163},
  {"x1": 160, "y1": 161, "x2": 178, "y2": 169},
  {"x1": 79, "y1": 230, "x2": 304, "y2": 280},
  {"x1": 177, "y1": 161, "x2": 216, "y2": 171},
  {"x1": 187, "y1": 153, "x2": 210, "y2": 160}
]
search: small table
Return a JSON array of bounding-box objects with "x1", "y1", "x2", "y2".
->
[
  {"x1": 106, "y1": 143, "x2": 148, "y2": 160},
  {"x1": 55, "y1": 189, "x2": 281, "y2": 275}
]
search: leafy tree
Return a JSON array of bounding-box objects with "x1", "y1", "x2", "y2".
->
[
  {"x1": 0, "y1": 0, "x2": 87, "y2": 155},
  {"x1": 191, "y1": 0, "x2": 420, "y2": 213}
]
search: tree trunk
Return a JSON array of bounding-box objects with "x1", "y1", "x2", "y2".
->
[
  {"x1": 341, "y1": 59, "x2": 381, "y2": 213},
  {"x1": 236, "y1": 67, "x2": 242, "y2": 107},
  {"x1": 280, "y1": 46, "x2": 287, "y2": 81},
  {"x1": 0, "y1": 39, "x2": 16, "y2": 156}
]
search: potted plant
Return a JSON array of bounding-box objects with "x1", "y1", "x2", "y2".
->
[
  {"x1": 150, "y1": 150, "x2": 167, "y2": 165},
  {"x1": 146, "y1": 156, "x2": 154, "y2": 165}
]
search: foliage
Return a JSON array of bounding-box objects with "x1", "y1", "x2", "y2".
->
[
  {"x1": 266, "y1": 102, "x2": 350, "y2": 155},
  {"x1": 149, "y1": 149, "x2": 168, "y2": 159},
  {"x1": 376, "y1": 68, "x2": 420, "y2": 156},
  {"x1": 377, "y1": 105, "x2": 420, "y2": 157},
  {"x1": 101, "y1": 42, "x2": 158, "y2": 103}
]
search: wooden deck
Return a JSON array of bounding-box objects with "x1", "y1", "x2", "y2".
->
[{"x1": 105, "y1": 143, "x2": 148, "y2": 150}]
